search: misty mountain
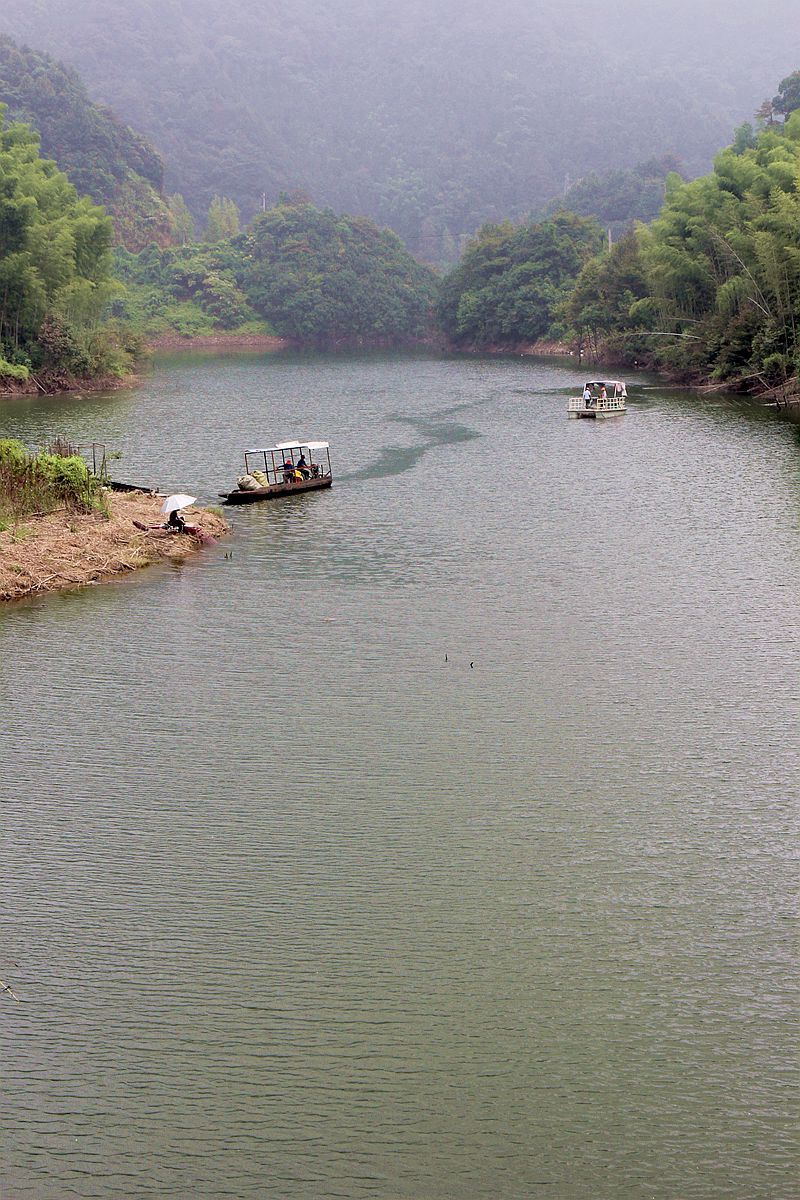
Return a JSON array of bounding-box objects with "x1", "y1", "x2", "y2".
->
[
  {"x1": 2, "y1": 0, "x2": 796, "y2": 258},
  {"x1": 0, "y1": 35, "x2": 175, "y2": 251},
  {"x1": 543, "y1": 158, "x2": 683, "y2": 240}
]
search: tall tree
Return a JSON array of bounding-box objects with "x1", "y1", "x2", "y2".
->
[
  {"x1": 204, "y1": 196, "x2": 240, "y2": 243},
  {"x1": 773, "y1": 71, "x2": 800, "y2": 119}
]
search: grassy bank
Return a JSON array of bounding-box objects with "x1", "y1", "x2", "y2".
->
[
  {"x1": 0, "y1": 440, "x2": 227, "y2": 601},
  {"x1": 0, "y1": 490, "x2": 227, "y2": 602}
]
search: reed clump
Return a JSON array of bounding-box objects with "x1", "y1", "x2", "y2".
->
[{"x1": 0, "y1": 439, "x2": 108, "y2": 528}]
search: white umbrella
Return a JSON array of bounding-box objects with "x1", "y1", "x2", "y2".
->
[{"x1": 161, "y1": 493, "x2": 196, "y2": 514}]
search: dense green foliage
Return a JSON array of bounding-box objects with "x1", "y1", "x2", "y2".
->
[
  {"x1": 112, "y1": 240, "x2": 264, "y2": 337},
  {"x1": 563, "y1": 104, "x2": 800, "y2": 387},
  {"x1": 0, "y1": 437, "x2": 107, "y2": 522},
  {"x1": 437, "y1": 212, "x2": 603, "y2": 348},
  {"x1": 562, "y1": 231, "x2": 652, "y2": 362},
  {"x1": 2, "y1": 0, "x2": 796, "y2": 259},
  {"x1": 114, "y1": 197, "x2": 437, "y2": 345},
  {"x1": 0, "y1": 35, "x2": 175, "y2": 251},
  {"x1": 758, "y1": 71, "x2": 800, "y2": 126},
  {"x1": 241, "y1": 199, "x2": 437, "y2": 345},
  {"x1": 205, "y1": 197, "x2": 240, "y2": 244},
  {"x1": 0, "y1": 107, "x2": 135, "y2": 381}
]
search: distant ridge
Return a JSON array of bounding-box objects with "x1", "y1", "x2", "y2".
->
[
  {"x1": 1, "y1": 0, "x2": 797, "y2": 260},
  {"x1": 0, "y1": 34, "x2": 176, "y2": 251}
]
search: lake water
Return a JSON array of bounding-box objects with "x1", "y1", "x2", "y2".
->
[{"x1": 1, "y1": 351, "x2": 798, "y2": 1199}]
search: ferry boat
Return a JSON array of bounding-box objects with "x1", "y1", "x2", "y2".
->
[
  {"x1": 220, "y1": 440, "x2": 332, "y2": 504},
  {"x1": 568, "y1": 379, "x2": 627, "y2": 419}
]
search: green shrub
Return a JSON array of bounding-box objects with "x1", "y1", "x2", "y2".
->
[
  {"x1": 0, "y1": 439, "x2": 28, "y2": 467},
  {"x1": 0, "y1": 443, "x2": 106, "y2": 517},
  {"x1": 0, "y1": 357, "x2": 31, "y2": 382},
  {"x1": 160, "y1": 301, "x2": 216, "y2": 336},
  {"x1": 761, "y1": 353, "x2": 791, "y2": 386}
]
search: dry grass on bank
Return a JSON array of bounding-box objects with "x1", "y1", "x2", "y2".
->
[{"x1": 0, "y1": 490, "x2": 228, "y2": 602}]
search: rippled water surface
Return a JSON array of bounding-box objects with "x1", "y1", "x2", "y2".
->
[{"x1": 1, "y1": 352, "x2": 798, "y2": 1199}]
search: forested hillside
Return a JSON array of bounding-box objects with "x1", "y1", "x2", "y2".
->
[
  {"x1": 0, "y1": 36, "x2": 176, "y2": 251},
  {"x1": 1, "y1": 0, "x2": 795, "y2": 260},
  {"x1": 114, "y1": 197, "x2": 437, "y2": 347},
  {"x1": 543, "y1": 158, "x2": 682, "y2": 241},
  {"x1": 437, "y1": 213, "x2": 603, "y2": 348},
  {"x1": 562, "y1": 75, "x2": 800, "y2": 389},
  {"x1": 437, "y1": 68, "x2": 800, "y2": 395}
]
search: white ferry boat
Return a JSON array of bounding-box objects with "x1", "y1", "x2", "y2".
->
[{"x1": 568, "y1": 379, "x2": 627, "y2": 419}]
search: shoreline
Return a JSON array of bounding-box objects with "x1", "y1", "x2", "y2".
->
[
  {"x1": 0, "y1": 334, "x2": 291, "y2": 398},
  {"x1": 467, "y1": 339, "x2": 797, "y2": 404},
  {"x1": 0, "y1": 370, "x2": 139, "y2": 399},
  {"x1": 3, "y1": 334, "x2": 793, "y2": 411},
  {"x1": 147, "y1": 332, "x2": 290, "y2": 352},
  {"x1": 0, "y1": 491, "x2": 228, "y2": 603}
]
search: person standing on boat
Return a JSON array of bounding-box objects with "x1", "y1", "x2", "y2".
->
[{"x1": 583, "y1": 383, "x2": 593, "y2": 408}]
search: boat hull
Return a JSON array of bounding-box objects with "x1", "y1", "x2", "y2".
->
[
  {"x1": 221, "y1": 477, "x2": 333, "y2": 504},
  {"x1": 568, "y1": 408, "x2": 626, "y2": 420}
]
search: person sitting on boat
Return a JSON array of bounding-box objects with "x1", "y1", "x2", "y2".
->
[
  {"x1": 282, "y1": 458, "x2": 297, "y2": 482},
  {"x1": 296, "y1": 452, "x2": 310, "y2": 479}
]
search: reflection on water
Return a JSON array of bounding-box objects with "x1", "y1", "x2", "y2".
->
[{"x1": 1, "y1": 352, "x2": 798, "y2": 1199}]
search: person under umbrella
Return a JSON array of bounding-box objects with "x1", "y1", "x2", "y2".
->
[{"x1": 161, "y1": 493, "x2": 196, "y2": 533}]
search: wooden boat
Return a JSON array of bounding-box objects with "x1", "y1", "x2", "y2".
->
[
  {"x1": 220, "y1": 440, "x2": 333, "y2": 504},
  {"x1": 568, "y1": 379, "x2": 627, "y2": 419}
]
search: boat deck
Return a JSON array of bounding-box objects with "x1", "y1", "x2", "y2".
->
[{"x1": 221, "y1": 476, "x2": 332, "y2": 504}]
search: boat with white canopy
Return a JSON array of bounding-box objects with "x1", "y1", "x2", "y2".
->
[
  {"x1": 568, "y1": 379, "x2": 627, "y2": 419},
  {"x1": 220, "y1": 440, "x2": 333, "y2": 504}
]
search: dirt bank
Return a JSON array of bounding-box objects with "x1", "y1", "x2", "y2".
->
[
  {"x1": 0, "y1": 370, "x2": 138, "y2": 398},
  {"x1": 0, "y1": 490, "x2": 228, "y2": 603},
  {"x1": 148, "y1": 333, "x2": 290, "y2": 352}
]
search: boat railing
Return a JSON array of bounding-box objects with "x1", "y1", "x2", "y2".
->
[
  {"x1": 568, "y1": 395, "x2": 626, "y2": 412},
  {"x1": 243, "y1": 448, "x2": 332, "y2": 485}
]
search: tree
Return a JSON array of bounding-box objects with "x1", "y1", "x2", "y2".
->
[
  {"x1": 0, "y1": 34, "x2": 174, "y2": 251},
  {"x1": 0, "y1": 105, "x2": 119, "y2": 375},
  {"x1": 773, "y1": 71, "x2": 800, "y2": 119},
  {"x1": 563, "y1": 232, "x2": 649, "y2": 361},
  {"x1": 755, "y1": 99, "x2": 777, "y2": 128},
  {"x1": 562, "y1": 102, "x2": 800, "y2": 385},
  {"x1": 242, "y1": 197, "x2": 436, "y2": 345},
  {"x1": 168, "y1": 193, "x2": 194, "y2": 246},
  {"x1": 437, "y1": 213, "x2": 603, "y2": 348},
  {"x1": 204, "y1": 196, "x2": 240, "y2": 243}
]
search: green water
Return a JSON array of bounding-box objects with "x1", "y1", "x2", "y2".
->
[{"x1": 1, "y1": 351, "x2": 797, "y2": 1199}]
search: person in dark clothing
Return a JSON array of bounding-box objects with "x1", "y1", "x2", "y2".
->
[{"x1": 166, "y1": 509, "x2": 186, "y2": 532}]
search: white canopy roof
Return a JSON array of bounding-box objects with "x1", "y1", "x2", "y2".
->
[
  {"x1": 246, "y1": 440, "x2": 329, "y2": 454},
  {"x1": 585, "y1": 380, "x2": 625, "y2": 388}
]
